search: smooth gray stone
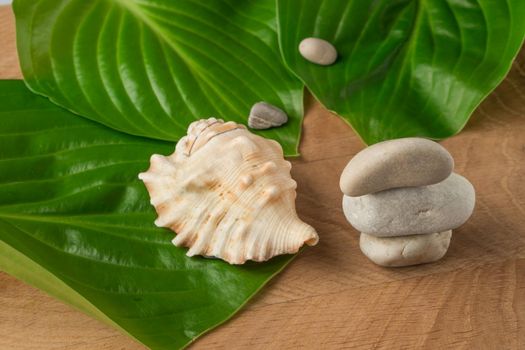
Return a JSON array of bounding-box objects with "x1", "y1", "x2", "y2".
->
[
  {"x1": 342, "y1": 173, "x2": 475, "y2": 236},
  {"x1": 340, "y1": 137, "x2": 454, "y2": 196},
  {"x1": 248, "y1": 102, "x2": 288, "y2": 130},
  {"x1": 298, "y1": 37, "x2": 337, "y2": 66},
  {"x1": 360, "y1": 231, "x2": 452, "y2": 267}
]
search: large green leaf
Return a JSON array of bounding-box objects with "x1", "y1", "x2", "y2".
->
[
  {"x1": 0, "y1": 80, "x2": 296, "y2": 350},
  {"x1": 277, "y1": 0, "x2": 525, "y2": 144},
  {"x1": 13, "y1": 0, "x2": 303, "y2": 155}
]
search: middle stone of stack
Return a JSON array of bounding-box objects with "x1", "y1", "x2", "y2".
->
[{"x1": 340, "y1": 138, "x2": 475, "y2": 267}]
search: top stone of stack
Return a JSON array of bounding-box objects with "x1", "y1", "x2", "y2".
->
[{"x1": 340, "y1": 138, "x2": 454, "y2": 197}]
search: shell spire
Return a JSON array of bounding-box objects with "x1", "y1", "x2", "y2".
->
[{"x1": 139, "y1": 118, "x2": 318, "y2": 264}]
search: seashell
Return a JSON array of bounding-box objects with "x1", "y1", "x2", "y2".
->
[
  {"x1": 139, "y1": 118, "x2": 318, "y2": 264},
  {"x1": 248, "y1": 102, "x2": 288, "y2": 129}
]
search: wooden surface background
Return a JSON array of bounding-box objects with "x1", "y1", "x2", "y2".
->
[{"x1": 1, "y1": 5, "x2": 524, "y2": 349}]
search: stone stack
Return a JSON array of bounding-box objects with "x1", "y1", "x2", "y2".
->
[{"x1": 340, "y1": 138, "x2": 475, "y2": 267}]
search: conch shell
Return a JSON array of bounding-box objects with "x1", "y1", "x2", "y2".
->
[{"x1": 139, "y1": 118, "x2": 318, "y2": 264}]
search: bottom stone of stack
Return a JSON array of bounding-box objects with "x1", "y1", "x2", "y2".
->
[{"x1": 360, "y1": 230, "x2": 452, "y2": 267}]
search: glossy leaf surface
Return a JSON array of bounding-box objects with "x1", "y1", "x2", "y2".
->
[
  {"x1": 277, "y1": 0, "x2": 525, "y2": 144},
  {"x1": 0, "y1": 80, "x2": 295, "y2": 350},
  {"x1": 13, "y1": 0, "x2": 304, "y2": 155}
]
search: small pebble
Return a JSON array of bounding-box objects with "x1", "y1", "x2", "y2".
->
[
  {"x1": 248, "y1": 102, "x2": 288, "y2": 130},
  {"x1": 340, "y1": 137, "x2": 454, "y2": 197},
  {"x1": 299, "y1": 37, "x2": 337, "y2": 66},
  {"x1": 342, "y1": 173, "x2": 475, "y2": 237},
  {"x1": 359, "y1": 231, "x2": 452, "y2": 267}
]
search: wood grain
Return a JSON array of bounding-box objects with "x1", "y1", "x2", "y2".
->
[{"x1": 1, "y1": 5, "x2": 524, "y2": 349}]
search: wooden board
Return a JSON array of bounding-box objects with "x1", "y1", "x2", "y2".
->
[{"x1": 1, "y1": 5, "x2": 524, "y2": 349}]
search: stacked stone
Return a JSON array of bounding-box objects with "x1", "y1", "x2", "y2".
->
[{"x1": 340, "y1": 138, "x2": 475, "y2": 267}]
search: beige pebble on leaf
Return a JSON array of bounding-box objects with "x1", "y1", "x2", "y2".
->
[{"x1": 299, "y1": 37, "x2": 337, "y2": 66}]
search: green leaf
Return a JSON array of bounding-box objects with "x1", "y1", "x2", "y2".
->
[
  {"x1": 0, "y1": 80, "x2": 296, "y2": 350},
  {"x1": 277, "y1": 0, "x2": 525, "y2": 144},
  {"x1": 13, "y1": 0, "x2": 304, "y2": 155}
]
